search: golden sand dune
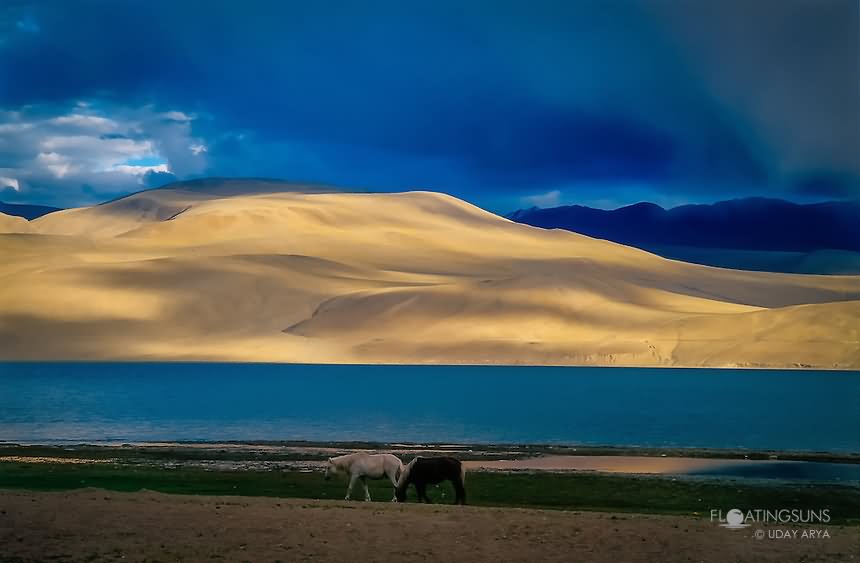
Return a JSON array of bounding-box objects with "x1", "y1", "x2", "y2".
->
[
  {"x1": 0, "y1": 211, "x2": 30, "y2": 234},
  {"x1": 1, "y1": 183, "x2": 858, "y2": 367}
]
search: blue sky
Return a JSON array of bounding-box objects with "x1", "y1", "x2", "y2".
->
[{"x1": 0, "y1": 0, "x2": 857, "y2": 211}]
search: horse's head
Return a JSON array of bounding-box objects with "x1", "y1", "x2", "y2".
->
[
  {"x1": 323, "y1": 457, "x2": 338, "y2": 480},
  {"x1": 393, "y1": 458, "x2": 414, "y2": 502}
]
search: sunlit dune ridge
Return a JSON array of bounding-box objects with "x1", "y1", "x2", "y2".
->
[
  {"x1": 1, "y1": 183, "x2": 858, "y2": 367},
  {"x1": 0, "y1": 212, "x2": 30, "y2": 234}
]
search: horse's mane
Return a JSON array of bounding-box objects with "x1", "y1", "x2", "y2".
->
[{"x1": 329, "y1": 453, "x2": 360, "y2": 467}]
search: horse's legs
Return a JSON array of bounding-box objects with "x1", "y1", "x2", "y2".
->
[
  {"x1": 453, "y1": 478, "x2": 467, "y2": 505},
  {"x1": 416, "y1": 482, "x2": 431, "y2": 503},
  {"x1": 345, "y1": 473, "x2": 359, "y2": 500},
  {"x1": 388, "y1": 468, "x2": 399, "y2": 501},
  {"x1": 362, "y1": 477, "x2": 371, "y2": 502}
]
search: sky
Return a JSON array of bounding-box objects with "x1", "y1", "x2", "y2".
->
[{"x1": 0, "y1": 0, "x2": 857, "y2": 212}]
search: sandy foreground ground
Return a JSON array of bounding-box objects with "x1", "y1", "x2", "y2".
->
[
  {"x1": 2, "y1": 185, "x2": 859, "y2": 368},
  {"x1": 0, "y1": 490, "x2": 856, "y2": 563}
]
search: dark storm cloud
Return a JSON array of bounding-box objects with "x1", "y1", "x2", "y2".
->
[
  {"x1": 0, "y1": 0, "x2": 856, "y2": 209},
  {"x1": 793, "y1": 172, "x2": 860, "y2": 199}
]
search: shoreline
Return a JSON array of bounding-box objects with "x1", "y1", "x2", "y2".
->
[
  {"x1": 3, "y1": 440, "x2": 858, "y2": 464},
  {"x1": 3, "y1": 441, "x2": 859, "y2": 489},
  {"x1": 3, "y1": 359, "x2": 859, "y2": 371}
]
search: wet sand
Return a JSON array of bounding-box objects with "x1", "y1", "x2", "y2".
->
[
  {"x1": 1, "y1": 489, "x2": 856, "y2": 562},
  {"x1": 465, "y1": 455, "x2": 770, "y2": 474}
]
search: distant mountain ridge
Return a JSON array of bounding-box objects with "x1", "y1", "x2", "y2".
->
[
  {"x1": 0, "y1": 200, "x2": 62, "y2": 220},
  {"x1": 508, "y1": 198, "x2": 860, "y2": 253}
]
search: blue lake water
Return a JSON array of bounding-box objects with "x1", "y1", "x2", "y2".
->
[{"x1": 0, "y1": 363, "x2": 858, "y2": 453}]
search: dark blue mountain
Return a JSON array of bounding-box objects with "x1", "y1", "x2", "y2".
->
[
  {"x1": 0, "y1": 201, "x2": 62, "y2": 220},
  {"x1": 508, "y1": 198, "x2": 860, "y2": 253}
]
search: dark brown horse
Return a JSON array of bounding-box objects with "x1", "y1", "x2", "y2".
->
[{"x1": 394, "y1": 456, "x2": 466, "y2": 504}]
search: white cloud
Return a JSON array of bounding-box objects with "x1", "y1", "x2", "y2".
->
[
  {"x1": 522, "y1": 189, "x2": 561, "y2": 208},
  {"x1": 51, "y1": 114, "x2": 117, "y2": 131},
  {"x1": 0, "y1": 176, "x2": 20, "y2": 191},
  {"x1": 189, "y1": 143, "x2": 207, "y2": 155},
  {"x1": 36, "y1": 152, "x2": 75, "y2": 178},
  {"x1": 41, "y1": 135, "x2": 152, "y2": 157},
  {"x1": 0, "y1": 122, "x2": 34, "y2": 133},
  {"x1": 0, "y1": 102, "x2": 208, "y2": 206},
  {"x1": 163, "y1": 111, "x2": 194, "y2": 122},
  {"x1": 110, "y1": 164, "x2": 170, "y2": 176}
]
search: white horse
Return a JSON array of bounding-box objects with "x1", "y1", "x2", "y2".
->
[{"x1": 324, "y1": 452, "x2": 403, "y2": 501}]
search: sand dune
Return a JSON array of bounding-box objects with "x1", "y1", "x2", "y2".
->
[
  {"x1": 0, "y1": 211, "x2": 30, "y2": 233},
  {"x1": 1, "y1": 183, "x2": 858, "y2": 367}
]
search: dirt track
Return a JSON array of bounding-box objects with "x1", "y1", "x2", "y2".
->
[{"x1": 0, "y1": 490, "x2": 857, "y2": 562}]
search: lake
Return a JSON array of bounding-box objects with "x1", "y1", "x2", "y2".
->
[{"x1": 1, "y1": 363, "x2": 857, "y2": 453}]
